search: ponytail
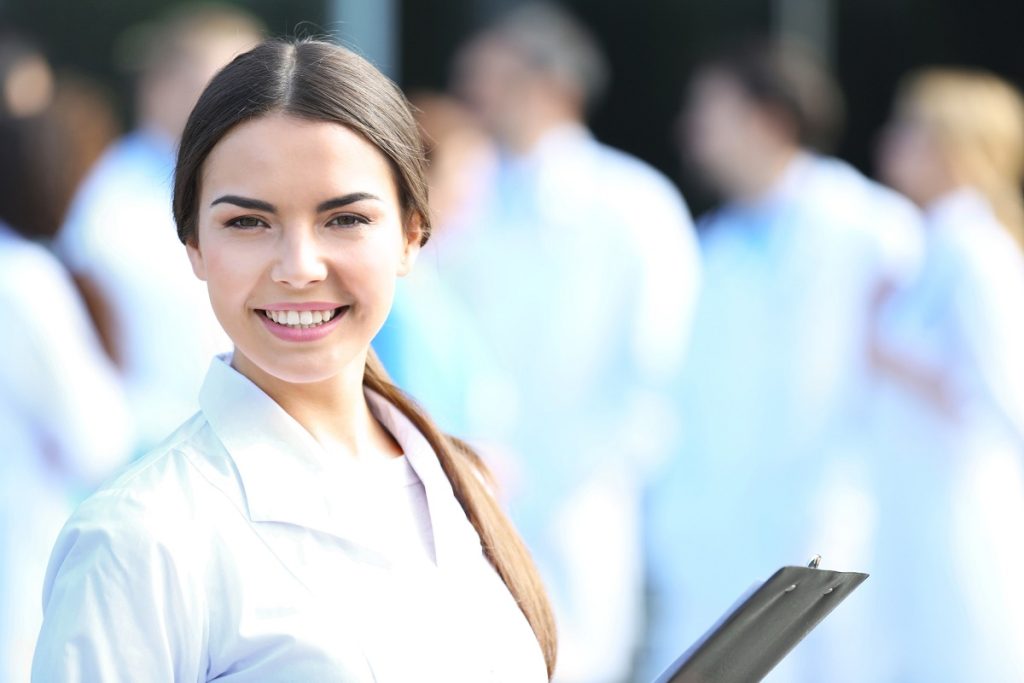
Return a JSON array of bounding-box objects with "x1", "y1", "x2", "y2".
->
[{"x1": 362, "y1": 350, "x2": 558, "y2": 678}]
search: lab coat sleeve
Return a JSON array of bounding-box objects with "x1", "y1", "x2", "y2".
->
[
  {"x1": 622, "y1": 175, "x2": 702, "y2": 476},
  {"x1": 869, "y1": 189, "x2": 925, "y2": 289},
  {"x1": 31, "y1": 496, "x2": 206, "y2": 682},
  {"x1": 950, "y1": 248, "x2": 1024, "y2": 440},
  {"x1": 7, "y1": 248, "x2": 132, "y2": 484},
  {"x1": 629, "y1": 176, "x2": 701, "y2": 383},
  {"x1": 553, "y1": 175, "x2": 700, "y2": 683}
]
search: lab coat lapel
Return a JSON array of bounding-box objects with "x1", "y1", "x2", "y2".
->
[
  {"x1": 198, "y1": 356, "x2": 379, "y2": 549},
  {"x1": 198, "y1": 356, "x2": 483, "y2": 568},
  {"x1": 365, "y1": 390, "x2": 484, "y2": 568}
]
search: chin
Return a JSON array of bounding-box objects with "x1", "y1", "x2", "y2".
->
[{"x1": 234, "y1": 341, "x2": 366, "y2": 387}]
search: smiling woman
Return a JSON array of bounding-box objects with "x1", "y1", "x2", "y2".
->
[
  {"x1": 32, "y1": 39, "x2": 556, "y2": 682},
  {"x1": 187, "y1": 112, "x2": 412, "y2": 390}
]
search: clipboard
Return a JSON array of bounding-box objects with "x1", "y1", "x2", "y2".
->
[{"x1": 655, "y1": 556, "x2": 869, "y2": 683}]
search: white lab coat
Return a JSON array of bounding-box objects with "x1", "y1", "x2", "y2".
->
[
  {"x1": 32, "y1": 355, "x2": 548, "y2": 683},
  {"x1": 641, "y1": 153, "x2": 923, "y2": 682},
  {"x1": 809, "y1": 188, "x2": 1024, "y2": 682},
  {"x1": 0, "y1": 223, "x2": 131, "y2": 683},
  {"x1": 433, "y1": 124, "x2": 700, "y2": 683}
]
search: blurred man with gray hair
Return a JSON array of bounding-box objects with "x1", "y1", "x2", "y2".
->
[{"x1": 439, "y1": 4, "x2": 701, "y2": 681}]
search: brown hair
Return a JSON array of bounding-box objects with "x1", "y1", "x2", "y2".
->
[
  {"x1": 700, "y1": 38, "x2": 845, "y2": 153},
  {"x1": 171, "y1": 39, "x2": 557, "y2": 676},
  {"x1": 896, "y1": 68, "x2": 1024, "y2": 247},
  {"x1": 0, "y1": 32, "x2": 71, "y2": 238}
]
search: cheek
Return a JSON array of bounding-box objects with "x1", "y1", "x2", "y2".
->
[
  {"x1": 341, "y1": 235, "x2": 405, "y2": 301},
  {"x1": 880, "y1": 131, "x2": 930, "y2": 192},
  {"x1": 201, "y1": 240, "x2": 263, "y2": 309},
  {"x1": 689, "y1": 104, "x2": 739, "y2": 163}
]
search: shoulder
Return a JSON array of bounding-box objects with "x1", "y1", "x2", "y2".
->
[
  {"x1": 940, "y1": 216, "x2": 1024, "y2": 287},
  {"x1": 590, "y1": 140, "x2": 689, "y2": 206},
  {"x1": 0, "y1": 233, "x2": 67, "y2": 284},
  {"x1": 62, "y1": 413, "x2": 242, "y2": 552},
  {"x1": 573, "y1": 141, "x2": 697, "y2": 257},
  {"x1": 804, "y1": 156, "x2": 920, "y2": 227},
  {"x1": 59, "y1": 134, "x2": 172, "y2": 251},
  {"x1": 797, "y1": 157, "x2": 924, "y2": 270},
  {"x1": 0, "y1": 236, "x2": 85, "y2": 328},
  {"x1": 35, "y1": 417, "x2": 218, "y2": 681}
]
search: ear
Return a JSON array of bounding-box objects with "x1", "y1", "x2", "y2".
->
[
  {"x1": 185, "y1": 240, "x2": 208, "y2": 281},
  {"x1": 397, "y1": 213, "x2": 423, "y2": 277}
]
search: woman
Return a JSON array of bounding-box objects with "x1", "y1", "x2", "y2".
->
[
  {"x1": 0, "y1": 35, "x2": 131, "y2": 683},
  {"x1": 852, "y1": 68, "x2": 1024, "y2": 681},
  {"x1": 32, "y1": 39, "x2": 556, "y2": 682}
]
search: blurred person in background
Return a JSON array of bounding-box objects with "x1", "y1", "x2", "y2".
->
[
  {"x1": 448, "y1": 5, "x2": 701, "y2": 681},
  {"x1": 408, "y1": 92, "x2": 496, "y2": 232},
  {"x1": 372, "y1": 92, "x2": 503, "y2": 437},
  {"x1": 641, "y1": 40, "x2": 922, "y2": 682},
  {"x1": 50, "y1": 71, "x2": 123, "y2": 359},
  {"x1": 56, "y1": 4, "x2": 262, "y2": 452},
  {"x1": 0, "y1": 33, "x2": 130, "y2": 683},
  {"x1": 834, "y1": 68, "x2": 1024, "y2": 682}
]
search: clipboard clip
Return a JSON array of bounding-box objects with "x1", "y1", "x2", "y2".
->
[{"x1": 807, "y1": 554, "x2": 822, "y2": 569}]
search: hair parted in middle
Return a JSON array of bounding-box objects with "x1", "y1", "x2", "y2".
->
[{"x1": 171, "y1": 38, "x2": 558, "y2": 678}]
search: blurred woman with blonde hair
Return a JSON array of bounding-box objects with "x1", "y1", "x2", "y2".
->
[{"x1": 856, "y1": 68, "x2": 1024, "y2": 681}]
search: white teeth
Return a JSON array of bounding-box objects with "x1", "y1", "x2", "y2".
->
[{"x1": 263, "y1": 307, "x2": 340, "y2": 328}]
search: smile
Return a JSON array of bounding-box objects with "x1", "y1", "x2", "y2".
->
[
  {"x1": 262, "y1": 307, "x2": 342, "y2": 329},
  {"x1": 256, "y1": 305, "x2": 349, "y2": 342}
]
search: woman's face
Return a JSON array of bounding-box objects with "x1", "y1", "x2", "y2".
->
[
  {"x1": 877, "y1": 102, "x2": 950, "y2": 207},
  {"x1": 187, "y1": 113, "x2": 420, "y2": 385}
]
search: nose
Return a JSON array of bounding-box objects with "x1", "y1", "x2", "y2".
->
[{"x1": 271, "y1": 228, "x2": 328, "y2": 288}]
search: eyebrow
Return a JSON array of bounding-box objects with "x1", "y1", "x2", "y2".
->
[{"x1": 209, "y1": 192, "x2": 382, "y2": 213}]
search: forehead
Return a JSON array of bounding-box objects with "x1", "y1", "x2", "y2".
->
[{"x1": 199, "y1": 112, "x2": 399, "y2": 204}]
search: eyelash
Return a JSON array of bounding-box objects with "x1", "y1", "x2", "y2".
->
[
  {"x1": 223, "y1": 214, "x2": 371, "y2": 230},
  {"x1": 225, "y1": 216, "x2": 268, "y2": 229},
  {"x1": 327, "y1": 214, "x2": 371, "y2": 227}
]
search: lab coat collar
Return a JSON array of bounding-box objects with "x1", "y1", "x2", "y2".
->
[
  {"x1": 501, "y1": 122, "x2": 592, "y2": 168},
  {"x1": 743, "y1": 150, "x2": 816, "y2": 211},
  {"x1": 198, "y1": 354, "x2": 481, "y2": 566}
]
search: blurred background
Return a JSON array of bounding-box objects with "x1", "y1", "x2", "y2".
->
[
  {"x1": 3, "y1": 0, "x2": 1023, "y2": 210},
  {"x1": 2, "y1": 1, "x2": 1023, "y2": 682}
]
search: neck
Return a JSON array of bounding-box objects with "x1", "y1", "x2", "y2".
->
[
  {"x1": 504, "y1": 104, "x2": 582, "y2": 156},
  {"x1": 731, "y1": 144, "x2": 801, "y2": 204},
  {"x1": 231, "y1": 348, "x2": 401, "y2": 461},
  {"x1": 916, "y1": 176, "x2": 965, "y2": 211}
]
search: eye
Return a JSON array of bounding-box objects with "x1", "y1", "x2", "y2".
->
[
  {"x1": 225, "y1": 215, "x2": 269, "y2": 229},
  {"x1": 326, "y1": 214, "x2": 370, "y2": 228}
]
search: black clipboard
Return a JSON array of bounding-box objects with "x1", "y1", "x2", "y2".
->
[{"x1": 655, "y1": 557, "x2": 869, "y2": 683}]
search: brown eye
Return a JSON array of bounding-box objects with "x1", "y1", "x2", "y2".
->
[
  {"x1": 327, "y1": 214, "x2": 369, "y2": 227},
  {"x1": 227, "y1": 216, "x2": 268, "y2": 229}
]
